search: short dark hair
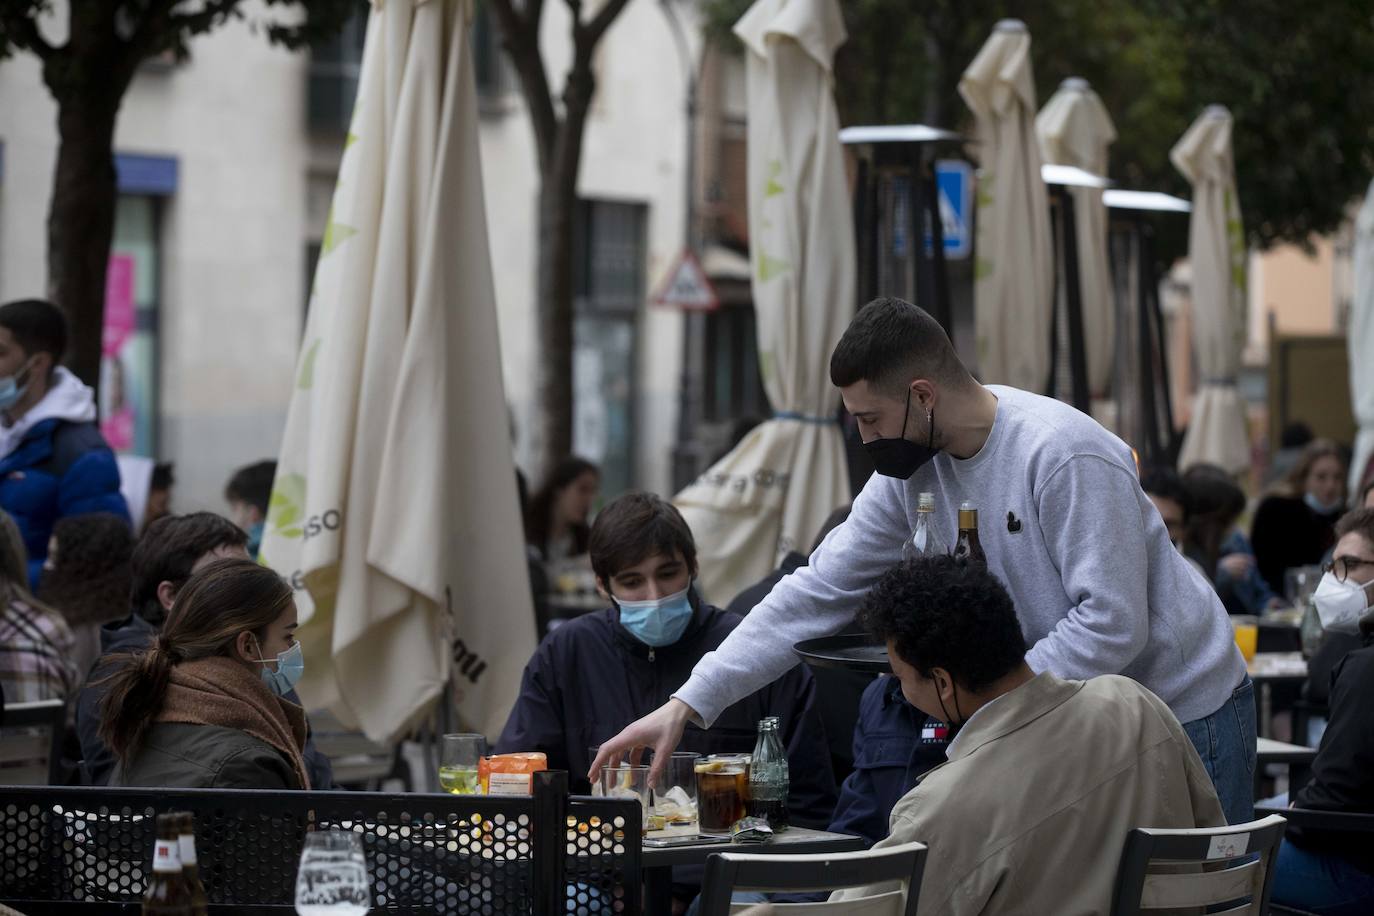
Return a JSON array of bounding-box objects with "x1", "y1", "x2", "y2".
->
[
  {"x1": 589, "y1": 492, "x2": 697, "y2": 585},
  {"x1": 861, "y1": 556, "x2": 1026, "y2": 693},
  {"x1": 1280, "y1": 421, "x2": 1315, "y2": 450},
  {"x1": 1335, "y1": 508, "x2": 1374, "y2": 549},
  {"x1": 151, "y1": 462, "x2": 176, "y2": 492},
  {"x1": 830, "y1": 297, "x2": 963, "y2": 394},
  {"x1": 1140, "y1": 466, "x2": 1190, "y2": 521},
  {"x1": 40, "y1": 513, "x2": 135, "y2": 627},
  {"x1": 131, "y1": 512, "x2": 249, "y2": 625},
  {"x1": 0, "y1": 298, "x2": 68, "y2": 368},
  {"x1": 224, "y1": 460, "x2": 277, "y2": 515}
]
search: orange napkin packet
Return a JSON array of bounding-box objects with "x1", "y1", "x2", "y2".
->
[{"x1": 479, "y1": 752, "x2": 548, "y2": 795}]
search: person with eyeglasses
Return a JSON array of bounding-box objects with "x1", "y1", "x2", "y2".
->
[{"x1": 1270, "y1": 507, "x2": 1374, "y2": 915}]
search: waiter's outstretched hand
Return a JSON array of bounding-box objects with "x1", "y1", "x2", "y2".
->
[{"x1": 589, "y1": 698, "x2": 694, "y2": 789}]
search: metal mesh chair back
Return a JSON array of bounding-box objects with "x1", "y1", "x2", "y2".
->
[{"x1": 0, "y1": 785, "x2": 641, "y2": 914}]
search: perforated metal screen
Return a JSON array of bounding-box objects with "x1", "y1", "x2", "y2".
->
[{"x1": 0, "y1": 787, "x2": 640, "y2": 915}]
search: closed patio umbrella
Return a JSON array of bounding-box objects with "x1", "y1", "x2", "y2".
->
[
  {"x1": 1036, "y1": 77, "x2": 1117, "y2": 400},
  {"x1": 1348, "y1": 179, "x2": 1374, "y2": 497},
  {"x1": 262, "y1": 0, "x2": 535, "y2": 742},
  {"x1": 958, "y1": 19, "x2": 1054, "y2": 391},
  {"x1": 674, "y1": 0, "x2": 853, "y2": 605},
  {"x1": 1172, "y1": 105, "x2": 1250, "y2": 474}
]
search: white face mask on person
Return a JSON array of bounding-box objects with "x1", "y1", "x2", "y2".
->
[{"x1": 1313, "y1": 572, "x2": 1374, "y2": 630}]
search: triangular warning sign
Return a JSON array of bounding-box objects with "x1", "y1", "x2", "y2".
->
[{"x1": 653, "y1": 250, "x2": 720, "y2": 311}]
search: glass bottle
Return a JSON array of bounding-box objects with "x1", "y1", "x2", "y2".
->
[
  {"x1": 953, "y1": 502, "x2": 986, "y2": 564},
  {"x1": 143, "y1": 813, "x2": 192, "y2": 915},
  {"x1": 747, "y1": 716, "x2": 789, "y2": 831},
  {"x1": 176, "y1": 812, "x2": 208, "y2": 916},
  {"x1": 902, "y1": 492, "x2": 948, "y2": 562}
]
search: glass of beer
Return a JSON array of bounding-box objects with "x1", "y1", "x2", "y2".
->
[
  {"x1": 695, "y1": 755, "x2": 749, "y2": 832},
  {"x1": 1233, "y1": 615, "x2": 1259, "y2": 663},
  {"x1": 439, "y1": 733, "x2": 486, "y2": 794}
]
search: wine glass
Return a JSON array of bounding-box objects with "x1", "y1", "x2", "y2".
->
[{"x1": 294, "y1": 830, "x2": 371, "y2": 915}]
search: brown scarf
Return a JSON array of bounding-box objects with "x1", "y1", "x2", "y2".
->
[{"x1": 157, "y1": 655, "x2": 311, "y2": 790}]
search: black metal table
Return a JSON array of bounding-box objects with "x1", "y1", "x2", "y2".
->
[{"x1": 641, "y1": 827, "x2": 864, "y2": 914}]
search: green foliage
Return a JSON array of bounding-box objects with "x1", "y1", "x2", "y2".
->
[
  {"x1": 0, "y1": 0, "x2": 360, "y2": 65},
  {"x1": 702, "y1": 0, "x2": 1374, "y2": 250}
]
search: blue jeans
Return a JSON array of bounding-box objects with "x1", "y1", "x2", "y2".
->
[
  {"x1": 1182, "y1": 677, "x2": 1257, "y2": 827},
  {"x1": 1270, "y1": 841, "x2": 1374, "y2": 915}
]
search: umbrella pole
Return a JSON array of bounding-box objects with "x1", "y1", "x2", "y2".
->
[{"x1": 1059, "y1": 189, "x2": 1091, "y2": 412}]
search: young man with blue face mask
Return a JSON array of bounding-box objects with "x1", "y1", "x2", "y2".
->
[
  {"x1": 496, "y1": 492, "x2": 835, "y2": 907},
  {"x1": 0, "y1": 299, "x2": 129, "y2": 587}
]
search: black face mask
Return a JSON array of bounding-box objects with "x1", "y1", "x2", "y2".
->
[
  {"x1": 864, "y1": 388, "x2": 937, "y2": 480},
  {"x1": 936, "y1": 678, "x2": 966, "y2": 743}
]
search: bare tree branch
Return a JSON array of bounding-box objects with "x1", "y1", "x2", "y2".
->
[
  {"x1": 489, "y1": 0, "x2": 559, "y2": 168},
  {"x1": 0, "y1": 7, "x2": 58, "y2": 60},
  {"x1": 582, "y1": 0, "x2": 633, "y2": 47}
]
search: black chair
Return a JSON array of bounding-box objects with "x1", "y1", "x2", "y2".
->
[
  {"x1": 0, "y1": 699, "x2": 66, "y2": 785},
  {"x1": 0, "y1": 778, "x2": 640, "y2": 914},
  {"x1": 1255, "y1": 805, "x2": 1374, "y2": 916},
  {"x1": 696, "y1": 842, "x2": 928, "y2": 916},
  {"x1": 1109, "y1": 815, "x2": 1287, "y2": 915}
]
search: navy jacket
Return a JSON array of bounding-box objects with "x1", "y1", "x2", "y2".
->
[
  {"x1": 0, "y1": 418, "x2": 129, "y2": 588},
  {"x1": 496, "y1": 598, "x2": 836, "y2": 828},
  {"x1": 76, "y1": 613, "x2": 335, "y2": 790},
  {"x1": 830, "y1": 675, "x2": 951, "y2": 847}
]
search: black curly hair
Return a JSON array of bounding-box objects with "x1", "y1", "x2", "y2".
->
[{"x1": 861, "y1": 555, "x2": 1027, "y2": 693}]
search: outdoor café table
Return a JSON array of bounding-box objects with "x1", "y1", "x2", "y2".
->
[
  {"x1": 1255, "y1": 736, "x2": 1318, "y2": 799},
  {"x1": 1248, "y1": 652, "x2": 1309, "y2": 739},
  {"x1": 641, "y1": 826, "x2": 865, "y2": 913}
]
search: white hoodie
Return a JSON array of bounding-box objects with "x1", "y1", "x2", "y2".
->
[{"x1": 0, "y1": 367, "x2": 99, "y2": 459}]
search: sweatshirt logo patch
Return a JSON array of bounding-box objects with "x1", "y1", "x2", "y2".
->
[
  {"x1": 921, "y1": 724, "x2": 949, "y2": 742},
  {"x1": 1006, "y1": 511, "x2": 1023, "y2": 533}
]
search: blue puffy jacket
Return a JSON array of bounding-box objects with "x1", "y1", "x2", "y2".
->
[{"x1": 0, "y1": 418, "x2": 130, "y2": 588}]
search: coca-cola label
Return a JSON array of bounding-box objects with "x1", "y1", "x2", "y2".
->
[{"x1": 152, "y1": 839, "x2": 182, "y2": 873}]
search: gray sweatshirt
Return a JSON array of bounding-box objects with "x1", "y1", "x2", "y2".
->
[{"x1": 674, "y1": 386, "x2": 1247, "y2": 727}]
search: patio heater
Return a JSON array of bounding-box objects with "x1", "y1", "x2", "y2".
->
[
  {"x1": 840, "y1": 125, "x2": 966, "y2": 332},
  {"x1": 1042, "y1": 163, "x2": 1113, "y2": 415},
  {"x1": 1103, "y1": 189, "x2": 1192, "y2": 469}
]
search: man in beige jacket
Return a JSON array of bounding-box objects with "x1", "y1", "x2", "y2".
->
[{"x1": 839, "y1": 556, "x2": 1226, "y2": 915}]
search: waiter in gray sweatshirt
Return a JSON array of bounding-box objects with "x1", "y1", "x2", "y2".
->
[{"x1": 592, "y1": 297, "x2": 1255, "y2": 827}]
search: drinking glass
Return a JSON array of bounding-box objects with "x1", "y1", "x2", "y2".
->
[
  {"x1": 695, "y1": 755, "x2": 749, "y2": 833},
  {"x1": 439, "y1": 733, "x2": 486, "y2": 795},
  {"x1": 651, "y1": 752, "x2": 700, "y2": 830},
  {"x1": 1233, "y1": 615, "x2": 1259, "y2": 663},
  {"x1": 294, "y1": 830, "x2": 370, "y2": 915},
  {"x1": 597, "y1": 765, "x2": 651, "y2": 828}
]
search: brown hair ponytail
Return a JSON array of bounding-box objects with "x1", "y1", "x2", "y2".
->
[{"x1": 98, "y1": 558, "x2": 293, "y2": 766}]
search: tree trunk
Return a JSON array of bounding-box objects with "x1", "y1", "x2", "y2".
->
[
  {"x1": 532, "y1": 173, "x2": 577, "y2": 481},
  {"x1": 47, "y1": 91, "x2": 121, "y2": 390}
]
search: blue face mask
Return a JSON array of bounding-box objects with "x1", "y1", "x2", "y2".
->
[
  {"x1": 1304, "y1": 492, "x2": 1344, "y2": 516},
  {"x1": 250, "y1": 638, "x2": 305, "y2": 697},
  {"x1": 246, "y1": 522, "x2": 265, "y2": 560},
  {"x1": 616, "y1": 584, "x2": 694, "y2": 647},
  {"x1": 0, "y1": 360, "x2": 34, "y2": 412}
]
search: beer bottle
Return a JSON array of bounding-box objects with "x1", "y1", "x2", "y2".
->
[
  {"x1": 176, "y1": 812, "x2": 209, "y2": 916},
  {"x1": 953, "y1": 502, "x2": 986, "y2": 565},
  {"x1": 902, "y1": 492, "x2": 948, "y2": 561},
  {"x1": 143, "y1": 813, "x2": 192, "y2": 915}
]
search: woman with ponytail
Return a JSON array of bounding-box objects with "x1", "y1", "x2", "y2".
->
[{"x1": 99, "y1": 558, "x2": 311, "y2": 789}]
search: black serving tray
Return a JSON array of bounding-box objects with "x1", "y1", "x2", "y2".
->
[{"x1": 794, "y1": 634, "x2": 892, "y2": 673}]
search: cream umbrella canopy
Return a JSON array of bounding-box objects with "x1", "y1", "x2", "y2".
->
[
  {"x1": 1036, "y1": 77, "x2": 1117, "y2": 399},
  {"x1": 959, "y1": 19, "x2": 1054, "y2": 391},
  {"x1": 261, "y1": 0, "x2": 535, "y2": 743},
  {"x1": 674, "y1": 0, "x2": 853, "y2": 605},
  {"x1": 1348, "y1": 179, "x2": 1374, "y2": 497},
  {"x1": 1172, "y1": 105, "x2": 1249, "y2": 474}
]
